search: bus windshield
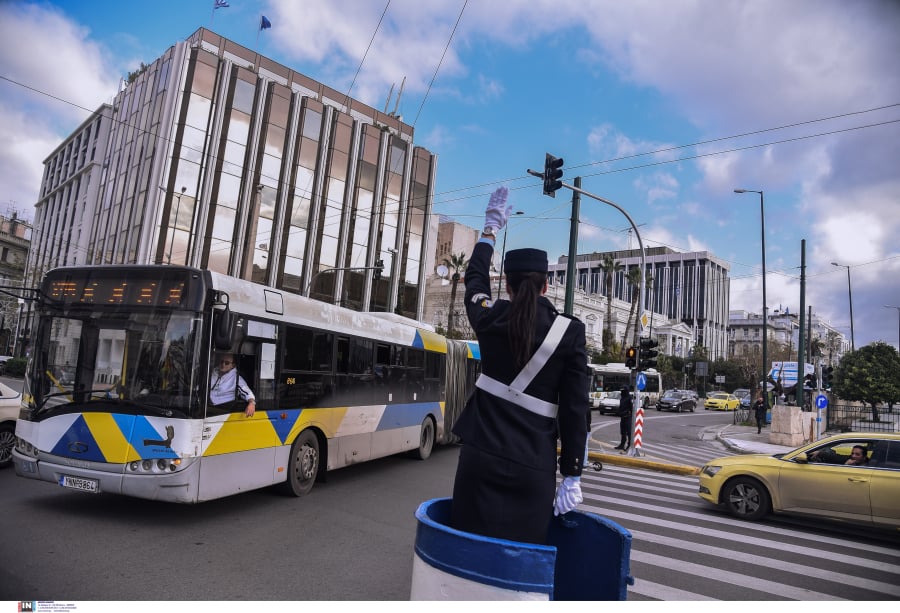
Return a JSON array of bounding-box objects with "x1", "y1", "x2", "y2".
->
[{"x1": 29, "y1": 310, "x2": 201, "y2": 419}]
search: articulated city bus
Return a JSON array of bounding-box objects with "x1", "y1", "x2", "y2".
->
[
  {"x1": 588, "y1": 362, "x2": 662, "y2": 409},
  {"x1": 13, "y1": 265, "x2": 479, "y2": 503}
]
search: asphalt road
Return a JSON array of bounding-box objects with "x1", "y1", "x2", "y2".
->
[{"x1": 0, "y1": 441, "x2": 461, "y2": 600}]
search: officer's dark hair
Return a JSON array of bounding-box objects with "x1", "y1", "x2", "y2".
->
[{"x1": 506, "y1": 270, "x2": 547, "y2": 369}]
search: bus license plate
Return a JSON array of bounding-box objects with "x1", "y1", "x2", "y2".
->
[{"x1": 59, "y1": 475, "x2": 99, "y2": 493}]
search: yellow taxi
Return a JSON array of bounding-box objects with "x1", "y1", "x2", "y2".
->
[
  {"x1": 698, "y1": 432, "x2": 900, "y2": 529},
  {"x1": 703, "y1": 392, "x2": 739, "y2": 411}
]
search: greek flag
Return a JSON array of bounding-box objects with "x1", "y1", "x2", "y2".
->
[{"x1": 214, "y1": 0, "x2": 229, "y2": 8}]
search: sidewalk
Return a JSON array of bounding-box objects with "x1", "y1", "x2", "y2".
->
[{"x1": 716, "y1": 423, "x2": 795, "y2": 456}]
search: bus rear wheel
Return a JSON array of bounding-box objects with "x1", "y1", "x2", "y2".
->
[
  {"x1": 411, "y1": 416, "x2": 435, "y2": 460},
  {"x1": 280, "y1": 429, "x2": 319, "y2": 497}
]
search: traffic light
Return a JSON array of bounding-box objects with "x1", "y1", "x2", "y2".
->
[
  {"x1": 639, "y1": 337, "x2": 659, "y2": 369},
  {"x1": 374, "y1": 259, "x2": 384, "y2": 282},
  {"x1": 804, "y1": 372, "x2": 817, "y2": 389},
  {"x1": 625, "y1": 346, "x2": 637, "y2": 369},
  {"x1": 542, "y1": 153, "x2": 564, "y2": 197},
  {"x1": 822, "y1": 366, "x2": 834, "y2": 390}
]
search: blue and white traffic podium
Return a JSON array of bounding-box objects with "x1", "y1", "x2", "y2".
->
[{"x1": 411, "y1": 497, "x2": 634, "y2": 600}]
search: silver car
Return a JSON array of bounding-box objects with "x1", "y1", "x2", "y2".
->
[
  {"x1": 0, "y1": 381, "x2": 22, "y2": 468},
  {"x1": 596, "y1": 391, "x2": 622, "y2": 415}
]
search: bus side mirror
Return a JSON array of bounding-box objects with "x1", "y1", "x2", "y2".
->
[{"x1": 213, "y1": 309, "x2": 233, "y2": 350}]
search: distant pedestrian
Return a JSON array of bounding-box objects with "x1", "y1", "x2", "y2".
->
[
  {"x1": 615, "y1": 385, "x2": 633, "y2": 451},
  {"x1": 754, "y1": 395, "x2": 766, "y2": 434}
]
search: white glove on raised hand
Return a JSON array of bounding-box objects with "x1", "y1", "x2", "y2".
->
[
  {"x1": 484, "y1": 186, "x2": 512, "y2": 231},
  {"x1": 553, "y1": 476, "x2": 583, "y2": 517}
]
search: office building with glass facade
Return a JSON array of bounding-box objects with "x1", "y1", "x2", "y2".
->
[
  {"x1": 549, "y1": 246, "x2": 731, "y2": 359},
  {"x1": 28, "y1": 28, "x2": 437, "y2": 322}
]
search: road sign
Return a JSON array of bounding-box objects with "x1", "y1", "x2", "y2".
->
[
  {"x1": 636, "y1": 372, "x2": 647, "y2": 391},
  {"x1": 639, "y1": 310, "x2": 651, "y2": 332},
  {"x1": 815, "y1": 394, "x2": 828, "y2": 409}
]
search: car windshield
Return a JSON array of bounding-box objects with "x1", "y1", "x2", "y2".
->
[
  {"x1": 662, "y1": 392, "x2": 681, "y2": 400},
  {"x1": 709, "y1": 393, "x2": 727, "y2": 399}
]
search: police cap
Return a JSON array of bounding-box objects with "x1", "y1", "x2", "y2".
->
[{"x1": 504, "y1": 248, "x2": 548, "y2": 274}]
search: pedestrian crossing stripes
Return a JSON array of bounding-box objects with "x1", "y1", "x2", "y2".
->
[
  {"x1": 629, "y1": 441, "x2": 739, "y2": 467},
  {"x1": 570, "y1": 464, "x2": 900, "y2": 601}
]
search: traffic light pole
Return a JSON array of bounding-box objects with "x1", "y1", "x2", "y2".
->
[
  {"x1": 528, "y1": 168, "x2": 648, "y2": 457},
  {"x1": 526, "y1": 171, "x2": 647, "y2": 336}
]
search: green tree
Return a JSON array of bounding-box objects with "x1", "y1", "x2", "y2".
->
[
  {"x1": 442, "y1": 253, "x2": 468, "y2": 339},
  {"x1": 809, "y1": 337, "x2": 825, "y2": 360},
  {"x1": 710, "y1": 358, "x2": 745, "y2": 392},
  {"x1": 834, "y1": 341, "x2": 900, "y2": 422}
]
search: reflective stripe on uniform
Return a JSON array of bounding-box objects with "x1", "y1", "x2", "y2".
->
[
  {"x1": 476, "y1": 375, "x2": 559, "y2": 418},
  {"x1": 475, "y1": 316, "x2": 571, "y2": 419}
]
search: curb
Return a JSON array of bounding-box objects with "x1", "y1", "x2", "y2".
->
[{"x1": 585, "y1": 449, "x2": 700, "y2": 476}]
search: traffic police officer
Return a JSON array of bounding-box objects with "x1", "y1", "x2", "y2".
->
[{"x1": 450, "y1": 186, "x2": 589, "y2": 545}]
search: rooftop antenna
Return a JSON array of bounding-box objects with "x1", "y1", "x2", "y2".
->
[
  {"x1": 391, "y1": 76, "x2": 406, "y2": 118},
  {"x1": 383, "y1": 83, "x2": 395, "y2": 114}
]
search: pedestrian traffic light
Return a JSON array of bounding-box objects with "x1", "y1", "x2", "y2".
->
[
  {"x1": 625, "y1": 346, "x2": 637, "y2": 369},
  {"x1": 542, "y1": 153, "x2": 564, "y2": 197},
  {"x1": 822, "y1": 366, "x2": 834, "y2": 390},
  {"x1": 374, "y1": 259, "x2": 384, "y2": 281},
  {"x1": 804, "y1": 373, "x2": 817, "y2": 389},
  {"x1": 638, "y1": 337, "x2": 659, "y2": 369}
]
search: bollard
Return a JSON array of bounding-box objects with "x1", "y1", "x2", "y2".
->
[{"x1": 411, "y1": 497, "x2": 633, "y2": 601}]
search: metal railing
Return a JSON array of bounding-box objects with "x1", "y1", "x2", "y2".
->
[{"x1": 826, "y1": 403, "x2": 897, "y2": 433}]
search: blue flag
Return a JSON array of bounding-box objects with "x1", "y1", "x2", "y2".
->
[
  {"x1": 214, "y1": 0, "x2": 229, "y2": 8},
  {"x1": 260, "y1": 15, "x2": 272, "y2": 30}
]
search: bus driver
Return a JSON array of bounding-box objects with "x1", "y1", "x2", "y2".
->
[{"x1": 210, "y1": 352, "x2": 257, "y2": 417}]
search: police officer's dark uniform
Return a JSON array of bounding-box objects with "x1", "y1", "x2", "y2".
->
[
  {"x1": 615, "y1": 385, "x2": 633, "y2": 450},
  {"x1": 450, "y1": 239, "x2": 589, "y2": 545}
]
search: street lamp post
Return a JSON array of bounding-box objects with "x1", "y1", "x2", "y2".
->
[
  {"x1": 884, "y1": 305, "x2": 900, "y2": 351},
  {"x1": 735, "y1": 189, "x2": 768, "y2": 411},
  {"x1": 497, "y1": 211, "x2": 524, "y2": 295},
  {"x1": 831, "y1": 262, "x2": 855, "y2": 351},
  {"x1": 162, "y1": 186, "x2": 187, "y2": 265}
]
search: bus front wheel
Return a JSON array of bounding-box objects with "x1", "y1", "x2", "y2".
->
[{"x1": 280, "y1": 429, "x2": 320, "y2": 497}]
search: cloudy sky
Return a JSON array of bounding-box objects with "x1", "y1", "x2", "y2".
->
[{"x1": 1, "y1": 0, "x2": 899, "y2": 352}]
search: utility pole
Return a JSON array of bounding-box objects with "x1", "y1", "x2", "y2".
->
[{"x1": 796, "y1": 239, "x2": 806, "y2": 407}]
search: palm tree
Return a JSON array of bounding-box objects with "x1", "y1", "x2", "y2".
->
[
  {"x1": 443, "y1": 252, "x2": 468, "y2": 338},
  {"x1": 809, "y1": 336, "x2": 824, "y2": 360},
  {"x1": 621, "y1": 266, "x2": 643, "y2": 355},
  {"x1": 599, "y1": 254, "x2": 623, "y2": 353}
]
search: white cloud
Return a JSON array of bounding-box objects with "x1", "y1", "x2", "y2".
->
[{"x1": 0, "y1": 2, "x2": 122, "y2": 216}]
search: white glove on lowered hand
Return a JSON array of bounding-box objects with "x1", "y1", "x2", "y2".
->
[
  {"x1": 484, "y1": 186, "x2": 512, "y2": 231},
  {"x1": 553, "y1": 476, "x2": 583, "y2": 516}
]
